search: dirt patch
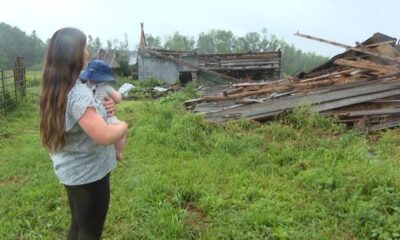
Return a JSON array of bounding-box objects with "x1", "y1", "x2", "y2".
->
[
  {"x1": 0, "y1": 131, "x2": 12, "y2": 139},
  {"x1": 0, "y1": 176, "x2": 23, "y2": 186},
  {"x1": 181, "y1": 201, "x2": 209, "y2": 230}
]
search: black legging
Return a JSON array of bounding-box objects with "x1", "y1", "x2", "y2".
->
[{"x1": 64, "y1": 174, "x2": 110, "y2": 240}]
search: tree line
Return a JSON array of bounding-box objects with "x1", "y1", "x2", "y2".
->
[
  {"x1": 0, "y1": 23, "x2": 45, "y2": 69},
  {"x1": 0, "y1": 23, "x2": 127, "y2": 70},
  {"x1": 0, "y1": 22, "x2": 328, "y2": 75}
]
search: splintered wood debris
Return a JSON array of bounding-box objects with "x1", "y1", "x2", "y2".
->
[{"x1": 185, "y1": 32, "x2": 400, "y2": 131}]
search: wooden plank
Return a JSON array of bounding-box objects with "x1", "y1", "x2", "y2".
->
[
  {"x1": 223, "y1": 87, "x2": 244, "y2": 96},
  {"x1": 198, "y1": 52, "x2": 281, "y2": 59},
  {"x1": 194, "y1": 100, "x2": 245, "y2": 113},
  {"x1": 221, "y1": 62, "x2": 280, "y2": 67},
  {"x1": 334, "y1": 58, "x2": 399, "y2": 73},
  {"x1": 201, "y1": 85, "x2": 231, "y2": 96},
  {"x1": 206, "y1": 65, "x2": 280, "y2": 71},
  {"x1": 356, "y1": 40, "x2": 396, "y2": 48},
  {"x1": 232, "y1": 79, "x2": 289, "y2": 88},
  {"x1": 292, "y1": 78, "x2": 394, "y2": 97},
  {"x1": 297, "y1": 77, "x2": 354, "y2": 89},
  {"x1": 299, "y1": 69, "x2": 354, "y2": 83},
  {"x1": 356, "y1": 40, "x2": 397, "y2": 48},
  {"x1": 312, "y1": 89, "x2": 400, "y2": 113},
  {"x1": 327, "y1": 108, "x2": 400, "y2": 117},
  {"x1": 201, "y1": 84, "x2": 292, "y2": 101},
  {"x1": 251, "y1": 89, "x2": 400, "y2": 122},
  {"x1": 220, "y1": 59, "x2": 280, "y2": 64},
  {"x1": 369, "y1": 119, "x2": 400, "y2": 131}
]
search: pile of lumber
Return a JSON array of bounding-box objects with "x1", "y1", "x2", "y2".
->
[{"x1": 185, "y1": 33, "x2": 400, "y2": 131}]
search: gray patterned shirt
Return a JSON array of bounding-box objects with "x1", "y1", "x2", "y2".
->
[{"x1": 50, "y1": 80, "x2": 116, "y2": 185}]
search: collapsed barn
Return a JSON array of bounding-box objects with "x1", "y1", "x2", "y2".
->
[
  {"x1": 185, "y1": 32, "x2": 400, "y2": 131},
  {"x1": 138, "y1": 49, "x2": 281, "y2": 84},
  {"x1": 137, "y1": 24, "x2": 281, "y2": 84}
]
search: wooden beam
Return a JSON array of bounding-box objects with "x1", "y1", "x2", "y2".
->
[
  {"x1": 232, "y1": 78, "x2": 290, "y2": 88},
  {"x1": 201, "y1": 84, "x2": 290, "y2": 101},
  {"x1": 299, "y1": 69, "x2": 354, "y2": 83},
  {"x1": 295, "y1": 32, "x2": 351, "y2": 49}
]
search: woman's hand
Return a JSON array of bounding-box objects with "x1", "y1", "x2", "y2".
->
[{"x1": 103, "y1": 96, "x2": 115, "y2": 117}]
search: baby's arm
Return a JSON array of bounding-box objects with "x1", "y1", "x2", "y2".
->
[
  {"x1": 109, "y1": 90, "x2": 122, "y2": 103},
  {"x1": 104, "y1": 85, "x2": 122, "y2": 103}
]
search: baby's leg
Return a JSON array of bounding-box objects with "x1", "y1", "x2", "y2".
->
[
  {"x1": 115, "y1": 134, "x2": 126, "y2": 161},
  {"x1": 108, "y1": 117, "x2": 126, "y2": 161}
]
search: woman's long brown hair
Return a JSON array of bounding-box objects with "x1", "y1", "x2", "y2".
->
[{"x1": 40, "y1": 28, "x2": 87, "y2": 153}]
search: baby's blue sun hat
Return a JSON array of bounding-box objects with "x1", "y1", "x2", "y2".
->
[{"x1": 80, "y1": 59, "x2": 115, "y2": 82}]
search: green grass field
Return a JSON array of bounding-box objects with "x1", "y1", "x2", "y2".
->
[{"x1": 0, "y1": 81, "x2": 400, "y2": 239}]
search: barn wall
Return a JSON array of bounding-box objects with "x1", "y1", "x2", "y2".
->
[{"x1": 138, "y1": 53, "x2": 198, "y2": 84}]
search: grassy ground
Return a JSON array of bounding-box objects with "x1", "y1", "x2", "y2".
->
[{"x1": 0, "y1": 79, "x2": 400, "y2": 239}]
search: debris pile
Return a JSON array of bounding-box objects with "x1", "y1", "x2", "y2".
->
[{"x1": 185, "y1": 33, "x2": 400, "y2": 131}]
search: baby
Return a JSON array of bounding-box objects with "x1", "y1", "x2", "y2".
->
[{"x1": 80, "y1": 59, "x2": 126, "y2": 160}]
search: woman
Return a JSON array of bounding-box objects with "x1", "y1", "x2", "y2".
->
[{"x1": 39, "y1": 27, "x2": 128, "y2": 239}]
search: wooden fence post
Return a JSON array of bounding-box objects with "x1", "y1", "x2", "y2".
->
[{"x1": 14, "y1": 57, "x2": 25, "y2": 96}]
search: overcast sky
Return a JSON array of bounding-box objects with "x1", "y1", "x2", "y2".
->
[{"x1": 1, "y1": 0, "x2": 398, "y2": 57}]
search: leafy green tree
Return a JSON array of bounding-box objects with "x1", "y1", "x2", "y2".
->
[
  {"x1": 27, "y1": 31, "x2": 46, "y2": 68},
  {"x1": 258, "y1": 29, "x2": 280, "y2": 51},
  {"x1": 197, "y1": 29, "x2": 236, "y2": 53},
  {"x1": 145, "y1": 34, "x2": 162, "y2": 49},
  {"x1": 195, "y1": 28, "x2": 328, "y2": 75},
  {"x1": 277, "y1": 40, "x2": 328, "y2": 75},
  {"x1": 113, "y1": 34, "x2": 131, "y2": 76},
  {"x1": 87, "y1": 35, "x2": 102, "y2": 56},
  {"x1": 235, "y1": 32, "x2": 262, "y2": 52},
  {"x1": 164, "y1": 32, "x2": 195, "y2": 51},
  {"x1": 0, "y1": 48, "x2": 7, "y2": 67},
  {"x1": 0, "y1": 23, "x2": 46, "y2": 69},
  {"x1": 106, "y1": 40, "x2": 113, "y2": 51},
  {"x1": 196, "y1": 31, "x2": 215, "y2": 53}
]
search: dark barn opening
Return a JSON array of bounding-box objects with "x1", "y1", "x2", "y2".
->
[{"x1": 179, "y1": 71, "x2": 193, "y2": 85}]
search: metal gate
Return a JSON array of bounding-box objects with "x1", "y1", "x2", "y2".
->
[{"x1": 0, "y1": 57, "x2": 26, "y2": 116}]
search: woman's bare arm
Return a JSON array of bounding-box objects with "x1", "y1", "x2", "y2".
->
[{"x1": 78, "y1": 107, "x2": 128, "y2": 145}]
